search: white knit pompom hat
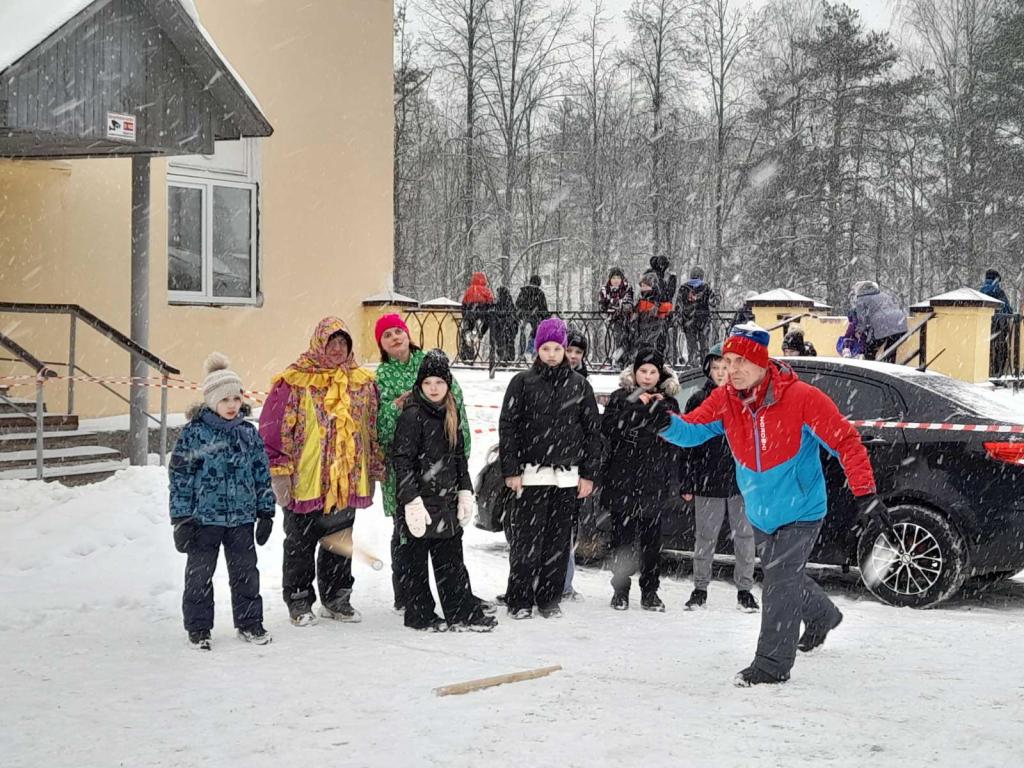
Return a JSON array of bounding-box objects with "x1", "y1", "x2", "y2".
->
[{"x1": 202, "y1": 352, "x2": 244, "y2": 410}]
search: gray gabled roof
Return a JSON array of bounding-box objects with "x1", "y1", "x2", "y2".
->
[{"x1": 0, "y1": 0, "x2": 271, "y2": 142}]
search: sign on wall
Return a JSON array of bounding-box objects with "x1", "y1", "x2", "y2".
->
[{"x1": 106, "y1": 112, "x2": 137, "y2": 142}]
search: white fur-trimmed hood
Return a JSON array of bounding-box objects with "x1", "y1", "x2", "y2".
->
[{"x1": 618, "y1": 366, "x2": 680, "y2": 396}]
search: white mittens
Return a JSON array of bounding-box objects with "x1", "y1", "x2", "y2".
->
[
  {"x1": 457, "y1": 490, "x2": 476, "y2": 528},
  {"x1": 404, "y1": 497, "x2": 431, "y2": 538}
]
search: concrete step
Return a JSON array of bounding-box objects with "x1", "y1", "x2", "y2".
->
[
  {"x1": 0, "y1": 429, "x2": 101, "y2": 451},
  {"x1": 0, "y1": 412, "x2": 78, "y2": 433},
  {"x1": 0, "y1": 459, "x2": 128, "y2": 485},
  {"x1": 0, "y1": 397, "x2": 43, "y2": 415},
  {"x1": 0, "y1": 445, "x2": 122, "y2": 470}
]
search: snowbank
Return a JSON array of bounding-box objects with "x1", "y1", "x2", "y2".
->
[{"x1": 2, "y1": 373, "x2": 1023, "y2": 767}]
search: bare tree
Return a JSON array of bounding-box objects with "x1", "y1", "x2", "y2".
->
[
  {"x1": 686, "y1": 0, "x2": 759, "y2": 283},
  {"x1": 480, "y1": 0, "x2": 575, "y2": 286},
  {"x1": 419, "y1": 0, "x2": 492, "y2": 282},
  {"x1": 624, "y1": 0, "x2": 691, "y2": 261}
]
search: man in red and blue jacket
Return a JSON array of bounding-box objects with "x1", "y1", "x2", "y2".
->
[{"x1": 648, "y1": 323, "x2": 890, "y2": 686}]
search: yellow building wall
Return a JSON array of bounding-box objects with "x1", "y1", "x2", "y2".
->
[
  {"x1": 0, "y1": 0, "x2": 393, "y2": 416},
  {"x1": 924, "y1": 306, "x2": 995, "y2": 384}
]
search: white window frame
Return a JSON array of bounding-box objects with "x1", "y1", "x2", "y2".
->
[{"x1": 167, "y1": 139, "x2": 262, "y2": 306}]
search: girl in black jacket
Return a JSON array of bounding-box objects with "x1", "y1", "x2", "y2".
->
[
  {"x1": 499, "y1": 317, "x2": 601, "y2": 619},
  {"x1": 392, "y1": 350, "x2": 498, "y2": 632},
  {"x1": 601, "y1": 347, "x2": 681, "y2": 611}
]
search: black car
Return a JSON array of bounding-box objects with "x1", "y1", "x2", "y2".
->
[{"x1": 475, "y1": 358, "x2": 1024, "y2": 608}]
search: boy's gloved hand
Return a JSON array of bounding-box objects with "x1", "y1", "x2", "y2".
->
[
  {"x1": 271, "y1": 476, "x2": 292, "y2": 508},
  {"x1": 173, "y1": 518, "x2": 198, "y2": 553},
  {"x1": 404, "y1": 497, "x2": 432, "y2": 538},
  {"x1": 457, "y1": 490, "x2": 475, "y2": 527},
  {"x1": 255, "y1": 517, "x2": 273, "y2": 546}
]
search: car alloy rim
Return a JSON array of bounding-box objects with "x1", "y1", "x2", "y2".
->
[{"x1": 866, "y1": 522, "x2": 944, "y2": 596}]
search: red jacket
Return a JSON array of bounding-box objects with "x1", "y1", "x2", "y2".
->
[
  {"x1": 661, "y1": 362, "x2": 876, "y2": 533},
  {"x1": 462, "y1": 272, "x2": 495, "y2": 306}
]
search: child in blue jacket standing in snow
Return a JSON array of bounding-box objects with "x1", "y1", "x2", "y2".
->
[{"x1": 169, "y1": 353, "x2": 275, "y2": 650}]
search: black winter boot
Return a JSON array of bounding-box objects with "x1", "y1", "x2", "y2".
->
[
  {"x1": 798, "y1": 611, "x2": 844, "y2": 652},
  {"x1": 734, "y1": 665, "x2": 789, "y2": 687},
  {"x1": 641, "y1": 592, "x2": 666, "y2": 612},
  {"x1": 188, "y1": 629, "x2": 212, "y2": 651},
  {"x1": 684, "y1": 589, "x2": 707, "y2": 610},
  {"x1": 736, "y1": 590, "x2": 760, "y2": 613},
  {"x1": 610, "y1": 591, "x2": 629, "y2": 611}
]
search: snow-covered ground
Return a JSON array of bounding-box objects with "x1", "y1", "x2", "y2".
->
[{"x1": 2, "y1": 370, "x2": 1024, "y2": 767}]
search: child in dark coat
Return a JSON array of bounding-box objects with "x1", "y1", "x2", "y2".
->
[
  {"x1": 499, "y1": 317, "x2": 601, "y2": 619},
  {"x1": 392, "y1": 350, "x2": 498, "y2": 632},
  {"x1": 169, "y1": 353, "x2": 275, "y2": 650},
  {"x1": 680, "y1": 344, "x2": 758, "y2": 612},
  {"x1": 601, "y1": 347, "x2": 681, "y2": 611}
]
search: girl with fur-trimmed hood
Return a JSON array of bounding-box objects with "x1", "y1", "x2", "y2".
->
[
  {"x1": 600, "y1": 347, "x2": 682, "y2": 611},
  {"x1": 259, "y1": 317, "x2": 385, "y2": 627}
]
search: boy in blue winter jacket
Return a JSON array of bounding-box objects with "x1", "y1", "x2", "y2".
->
[{"x1": 169, "y1": 354, "x2": 275, "y2": 650}]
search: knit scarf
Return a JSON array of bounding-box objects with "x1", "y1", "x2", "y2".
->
[{"x1": 274, "y1": 316, "x2": 374, "y2": 513}]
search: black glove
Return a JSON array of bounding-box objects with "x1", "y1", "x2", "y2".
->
[
  {"x1": 854, "y1": 494, "x2": 894, "y2": 536},
  {"x1": 255, "y1": 517, "x2": 274, "y2": 546},
  {"x1": 645, "y1": 397, "x2": 673, "y2": 432},
  {"x1": 172, "y1": 518, "x2": 198, "y2": 553}
]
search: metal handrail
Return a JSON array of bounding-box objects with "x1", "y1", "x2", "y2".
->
[{"x1": 0, "y1": 302, "x2": 177, "y2": 472}]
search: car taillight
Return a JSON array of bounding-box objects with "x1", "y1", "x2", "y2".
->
[{"x1": 983, "y1": 442, "x2": 1024, "y2": 465}]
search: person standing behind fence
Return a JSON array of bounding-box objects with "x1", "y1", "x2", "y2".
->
[
  {"x1": 679, "y1": 344, "x2": 758, "y2": 614},
  {"x1": 851, "y1": 280, "x2": 907, "y2": 363},
  {"x1": 636, "y1": 271, "x2": 669, "y2": 354},
  {"x1": 461, "y1": 272, "x2": 495, "y2": 360},
  {"x1": 782, "y1": 327, "x2": 817, "y2": 357},
  {"x1": 599, "y1": 267, "x2": 635, "y2": 366},
  {"x1": 492, "y1": 286, "x2": 519, "y2": 363},
  {"x1": 499, "y1": 317, "x2": 601, "y2": 619},
  {"x1": 675, "y1": 266, "x2": 718, "y2": 367},
  {"x1": 980, "y1": 269, "x2": 1013, "y2": 377},
  {"x1": 515, "y1": 275, "x2": 549, "y2": 357}
]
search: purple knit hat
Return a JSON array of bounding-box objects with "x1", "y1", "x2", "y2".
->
[{"x1": 534, "y1": 316, "x2": 568, "y2": 350}]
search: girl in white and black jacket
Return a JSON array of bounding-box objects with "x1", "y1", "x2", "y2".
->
[
  {"x1": 392, "y1": 350, "x2": 497, "y2": 632},
  {"x1": 499, "y1": 317, "x2": 601, "y2": 619}
]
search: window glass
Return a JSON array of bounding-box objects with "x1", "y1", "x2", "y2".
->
[
  {"x1": 167, "y1": 186, "x2": 203, "y2": 293},
  {"x1": 212, "y1": 186, "x2": 252, "y2": 298}
]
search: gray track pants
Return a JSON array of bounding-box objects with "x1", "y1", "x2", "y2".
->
[
  {"x1": 692, "y1": 495, "x2": 755, "y2": 591},
  {"x1": 752, "y1": 520, "x2": 842, "y2": 679}
]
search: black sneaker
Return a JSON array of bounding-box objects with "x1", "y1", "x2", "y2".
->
[
  {"x1": 684, "y1": 589, "x2": 708, "y2": 610},
  {"x1": 737, "y1": 590, "x2": 760, "y2": 613},
  {"x1": 798, "y1": 611, "x2": 844, "y2": 652},
  {"x1": 320, "y1": 589, "x2": 362, "y2": 623},
  {"x1": 288, "y1": 602, "x2": 318, "y2": 627},
  {"x1": 238, "y1": 623, "x2": 272, "y2": 645},
  {"x1": 508, "y1": 607, "x2": 533, "y2": 620},
  {"x1": 451, "y1": 613, "x2": 498, "y2": 633},
  {"x1": 537, "y1": 604, "x2": 562, "y2": 619},
  {"x1": 495, "y1": 593, "x2": 508, "y2": 606},
  {"x1": 641, "y1": 592, "x2": 666, "y2": 612},
  {"x1": 188, "y1": 629, "x2": 212, "y2": 651},
  {"x1": 409, "y1": 615, "x2": 448, "y2": 632},
  {"x1": 610, "y1": 591, "x2": 629, "y2": 611},
  {"x1": 474, "y1": 597, "x2": 498, "y2": 616},
  {"x1": 734, "y1": 665, "x2": 789, "y2": 687}
]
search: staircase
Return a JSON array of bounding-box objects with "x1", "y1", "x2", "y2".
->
[{"x1": 0, "y1": 383, "x2": 127, "y2": 485}]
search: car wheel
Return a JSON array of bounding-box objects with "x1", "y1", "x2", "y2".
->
[{"x1": 857, "y1": 504, "x2": 968, "y2": 608}]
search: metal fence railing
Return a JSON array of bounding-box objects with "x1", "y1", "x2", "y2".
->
[{"x1": 403, "y1": 308, "x2": 746, "y2": 374}]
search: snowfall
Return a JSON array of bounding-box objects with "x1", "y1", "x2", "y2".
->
[{"x1": 2, "y1": 369, "x2": 1023, "y2": 768}]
